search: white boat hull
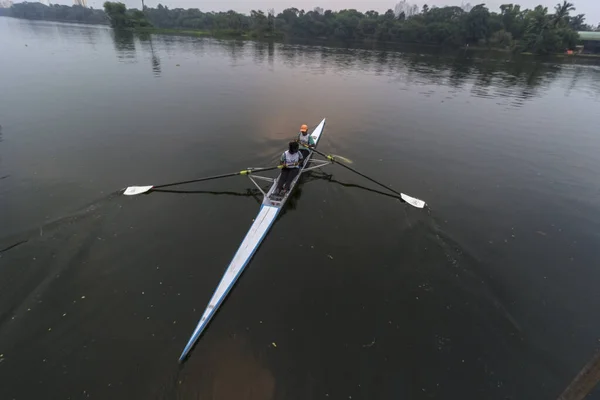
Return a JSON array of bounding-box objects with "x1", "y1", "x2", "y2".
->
[
  {"x1": 179, "y1": 118, "x2": 326, "y2": 362},
  {"x1": 178, "y1": 205, "x2": 279, "y2": 361}
]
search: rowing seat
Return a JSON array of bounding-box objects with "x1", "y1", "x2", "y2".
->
[{"x1": 269, "y1": 194, "x2": 284, "y2": 202}]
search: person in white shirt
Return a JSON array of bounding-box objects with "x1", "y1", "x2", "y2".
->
[{"x1": 275, "y1": 141, "x2": 303, "y2": 195}]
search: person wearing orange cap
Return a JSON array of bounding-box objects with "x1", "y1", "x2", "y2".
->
[{"x1": 297, "y1": 124, "x2": 315, "y2": 163}]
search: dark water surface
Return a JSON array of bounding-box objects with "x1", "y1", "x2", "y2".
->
[{"x1": 1, "y1": 17, "x2": 600, "y2": 399}]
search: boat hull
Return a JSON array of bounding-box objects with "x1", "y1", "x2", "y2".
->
[{"x1": 178, "y1": 118, "x2": 326, "y2": 362}]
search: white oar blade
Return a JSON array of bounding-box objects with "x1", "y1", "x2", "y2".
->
[
  {"x1": 123, "y1": 186, "x2": 154, "y2": 196},
  {"x1": 330, "y1": 154, "x2": 353, "y2": 164},
  {"x1": 401, "y1": 193, "x2": 426, "y2": 209}
]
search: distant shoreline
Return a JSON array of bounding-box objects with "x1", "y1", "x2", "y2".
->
[
  {"x1": 3, "y1": 13, "x2": 599, "y2": 60},
  {"x1": 133, "y1": 26, "x2": 600, "y2": 60},
  {"x1": 0, "y1": 15, "x2": 108, "y2": 26}
]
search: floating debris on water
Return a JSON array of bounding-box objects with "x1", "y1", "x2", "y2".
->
[{"x1": 362, "y1": 338, "x2": 376, "y2": 348}]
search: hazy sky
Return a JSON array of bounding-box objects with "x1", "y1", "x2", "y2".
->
[{"x1": 81, "y1": 0, "x2": 599, "y2": 27}]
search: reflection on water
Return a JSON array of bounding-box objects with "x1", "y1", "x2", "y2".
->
[
  {"x1": 111, "y1": 29, "x2": 161, "y2": 76},
  {"x1": 0, "y1": 124, "x2": 3, "y2": 181},
  {"x1": 72, "y1": 23, "x2": 99, "y2": 48},
  {"x1": 179, "y1": 335, "x2": 275, "y2": 399},
  {"x1": 252, "y1": 40, "x2": 276, "y2": 70},
  {"x1": 111, "y1": 29, "x2": 136, "y2": 62},
  {"x1": 139, "y1": 38, "x2": 598, "y2": 108},
  {"x1": 222, "y1": 39, "x2": 248, "y2": 66},
  {"x1": 0, "y1": 124, "x2": 3, "y2": 178},
  {"x1": 268, "y1": 41, "x2": 274, "y2": 69},
  {"x1": 138, "y1": 32, "x2": 161, "y2": 77},
  {"x1": 8, "y1": 18, "x2": 599, "y2": 102}
]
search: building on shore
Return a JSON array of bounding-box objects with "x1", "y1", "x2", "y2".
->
[
  {"x1": 73, "y1": 0, "x2": 88, "y2": 7},
  {"x1": 0, "y1": 0, "x2": 13, "y2": 8},
  {"x1": 578, "y1": 31, "x2": 600, "y2": 54}
]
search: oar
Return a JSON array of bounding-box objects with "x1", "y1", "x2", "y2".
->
[
  {"x1": 296, "y1": 139, "x2": 353, "y2": 164},
  {"x1": 328, "y1": 154, "x2": 353, "y2": 164},
  {"x1": 309, "y1": 147, "x2": 427, "y2": 209},
  {"x1": 123, "y1": 166, "x2": 281, "y2": 196}
]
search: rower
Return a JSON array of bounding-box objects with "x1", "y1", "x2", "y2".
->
[
  {"x1": 297, "y1": 124, "x2": 315, "y2": 163},
  {"x1": 276, "y1": 141, "x2": 303, "y2": 195}
]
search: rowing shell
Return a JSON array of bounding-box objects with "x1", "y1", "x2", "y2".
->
[{"x1": 178, "y1": 118, "x2": 327, "y2": 362}]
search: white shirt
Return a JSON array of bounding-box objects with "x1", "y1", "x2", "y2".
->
[{"x1": 280, "y1": 150, "x2": 303, "y2": 168}]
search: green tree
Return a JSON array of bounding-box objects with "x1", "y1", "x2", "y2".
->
[
  {"x1": 489, "y1": 29, "x2": 514, "y2": 47},
  {"x1": 9, "y1": 2, "x2": 107, "y2": 24},
  {"x1": 464, "y1": 4, "x2": 491, "y2": 44},
  {"x1": 522, "y1": 5, "x2": 550, "y2": 52},
  {"x1": 520, "y1": 4, "x2": 577, "y2": 53},
  {"x1": 552, "y1": 0, "x2": 575, "y2": 27},
  {"x1": 103, "y1": 2, "x2": 129, "y2": 28},
  {"x1": 567, "y1": 13, "x2": 586, "y2": 30},
  {"x1": 129, "y1": 9, "x2": 151, "y2": 27},
  {"x1": 9, "y1": 0, "x2": 585, "y2": 55},
  {"x1": 103, "y1": 2, "x2": 151, "y2": 28},
  {"x1": 499, "y1": 4, "x2": 525, "y2": 39},
  {"x1": 250, "y1": 10, "x2": 268, "y2": 37}
]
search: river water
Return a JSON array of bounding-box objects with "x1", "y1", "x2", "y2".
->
[{"x1": 1, "y1": 17, "x2": 600, "y2": 399}]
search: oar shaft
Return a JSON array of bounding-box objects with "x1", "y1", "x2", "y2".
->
[
  {"x1": 310, "y1": 148, "x2": 402, "y2": 197},
  {"x1": 334, "y1": 159, "x2": 401, "y2": 197},
  {"x1": 153, "y1": 166, "x2": 279, "y2": 190},
  {"x1": 154, "y1": 172, "x2": 243, "y2": 189}
]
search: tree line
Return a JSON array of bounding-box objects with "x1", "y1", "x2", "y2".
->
[
  {"x1": 8, "y1": 2, "x2": 107, "y2": 25},
  {"x1": 138, "y1": 1, "x2": 597, "y2": 54},
  {"x1": 103, "y1": 1, "x2": 150, "y2": 28},
  {"x1": 5, "y1": 1, "x2": 600, "y2": 54}
]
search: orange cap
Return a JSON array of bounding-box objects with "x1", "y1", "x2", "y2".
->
[{"x1": 300, "y1": 124, "x2": 308, "y2": 133}]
